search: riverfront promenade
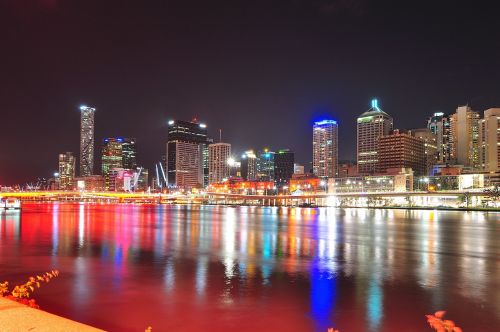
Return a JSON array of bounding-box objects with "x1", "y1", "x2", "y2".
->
[{"x1": 0, "y1": 189, "x2": 498, "y2": 209}]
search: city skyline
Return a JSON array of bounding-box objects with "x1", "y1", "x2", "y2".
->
[{"x1": 2, "y1": 0, "x2": 500, "y2": 184}]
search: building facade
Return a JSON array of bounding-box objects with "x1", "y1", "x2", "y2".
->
[
  {"x1": 167, "y1": 119, "x2": 208, "y2": 189},
  {"x1": 58, "y1": 152, "x2": 75, "y2": 190},
  {"x1": 357, "y1": 99, "x2": 393, "y2": 175},
  {"x1": 208, "y1": 143, "x2": 231, "y2": 184},
  {"x1": 274, "y1": 149, "x2": 295, "y2": 188},
  {"x1": 479, "y1": 108, "x2": 500, "y2": 172},
  {"x1": 241, "y1": 150, "x2": 258, "y2": 181},
  {"x1": 257, "y1": 149, "x2": 275, "y2": 181},
  {"x1": 312, "y1": 119, "x2": 338, "y2": 178},
  {"x1": 102, "y1": 138, "x2": 124, "y2": 190},
  {"x1": 121, "y1": 138, "x2": 137, "y2": 170},
  {"x1": 450, "y1": 105, "x2": 480, "y2": 168},
  {"x1": 79, "y1": 106, "x2": 96, "y2": 176},
  {"x1": 409, "y1": 128, "x2": 438, "y2": 175},
  {"x1": 378, "y1": 129, "x2": 426, "y2": 176},
  {"x1": 427, "y1": 112, "x2": 452, "y2": 164}
]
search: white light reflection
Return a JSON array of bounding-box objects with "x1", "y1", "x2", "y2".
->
[{"x1": 78, "y1": 204, "x2": 85, "y2": 247}]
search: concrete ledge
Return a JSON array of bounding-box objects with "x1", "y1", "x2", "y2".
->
[{"x1": 0, "y1": 298, "x2": 103, "y2": 332}]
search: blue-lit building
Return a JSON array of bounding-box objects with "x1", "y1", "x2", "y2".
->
[{"x1": 313, "y1": 119, "x2": 338, "y2": 178}]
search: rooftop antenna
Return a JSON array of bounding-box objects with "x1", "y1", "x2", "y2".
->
[
  {"x1": 371, "y1": 98, "x2": 379, "y2": 109},
  {"x1": 219, "y1": 129, "x2": 222, "y2": 143}
]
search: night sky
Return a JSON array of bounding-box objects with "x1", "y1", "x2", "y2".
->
[{"x1": 1, "y1": 0, "x2": 500, "y2": 184}]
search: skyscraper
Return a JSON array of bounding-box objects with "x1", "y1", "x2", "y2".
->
[
  {"x1": 208, "y1": 143, "x2": 231, "y2": 184},
  {"x1": 357, "y1": 99, "x2": 393, "y2": 175},
  {"x1": 479, "y1": 108, "x2": 500, "y2": 172},
  {"x1": 121, "y1": 138, "x2": 137, "y2": 170},
  {"x1": 312, "y1": 119, "x2": 338, "y2": 178},
  {"x1": 241, "y1": 150, "x2": 258, "y2": 181},
  {"x1": 79, "y1": 105, "x2": 96, "y2": 176},
  {"x1": 102, "y1": 138, "x2": 123, "y2": 190},
  {"x1": 427, "y1": 112, "x2": 452, "y2": 164},
  {"x1": 58, "y1": 152, "x2": 75, "y2": 190},
  {"x1": 167, "y1": 119, "x2": 208, "y2": 188},
  {"x1": 257, "y1": 149, "x2": 275, "y2": 181},
  {"x1": 450, "y1": 105, "x2": 480, "y2": 168},
  {"x1": 274, "y1": 149, "x2": 295, "y2": 188}
]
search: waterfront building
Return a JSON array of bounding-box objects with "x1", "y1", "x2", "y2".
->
[
  {"x1": 274, "y1": 149, "x2": 295, "y2": 188},
  {"x1": 58, "y1": 152, "x2": 75, "y2": 190},
  {"x1": 357, "y1": 99, "x2": 393, "y2": 175},
  {"x1": 290, "y1": 174, "x2": 321, "y2": 193},
  {"x1": 450, "y1": 105, "x2": 480, "y2": 168},
  {"x1": 378, "y1": 129, "x2": 426, "y2": 176},
  {"x1": 408, "y1": 128, "x2": 438, "y2": 175},
  {"x1": 121, "y1": 138, "x2": 137, "y2": 170},
  {"x1": 208, "y1": 177, "x2": 274, "y2": 195},
  {"x1": 79, "y1": 105, "x2": 96, "y2": 176},
  {"x1": 208, "y1": 143, "x2": 231, "y2": 184},
  {"x1": 257, "y1": 149, "x2": 275, "y2": 181},
  {"x1": 167, "y1": 119, "x2": 208, "y2": 189},
  {"x1": 331, "y1": 168, "x2": 414, "y2": 193},
  {"x1": 241, "y1": 150, "x2": 258, "y2": 181},
  {"x1": 102, "y1": 138, "x2": 124, "y2": 190},
  {"x1": 427, "y1": 112, "x2": 452, "y2": 163},
  {"x1": 313, "y1": 119, "x2": 339, "y2": 178},
  {"x1": 479, "y1": 108, "x2": 500, "y2": 173},
  {"x1": 74, "y1": 175, "x2": 105, "y2": 191}
]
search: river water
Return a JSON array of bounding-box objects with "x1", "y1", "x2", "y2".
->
[{"x1": 0, "y1": 203, "x2": 499, "y2": 331}]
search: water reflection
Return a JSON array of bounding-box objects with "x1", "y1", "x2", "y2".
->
[{"x1": 0, "y1": 203, "x2": 499, "y2": 331}]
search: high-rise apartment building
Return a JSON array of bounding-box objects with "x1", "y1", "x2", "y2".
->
[
  {"x1": 427, "y1": 112, "x2": 452, "y2": 164},
  {"x1": 122, "y1": 138, "x2": 137, "y2": 170},
  {"x1": 274, "y1": 149, "x2": 295, "y2": 188},
  {"x1": 450, "y1": 105, "x2": 480, "y2": 168},
  {"x1": 357, "y1": 99, "x2": 393, "y2": 175},
  {"x1": 79, "y1": 105, "x2": 96, "y2": 176},
  {"x1": 208, "y1": 143, "x2": 231, "y2": 184},
  {"x1": 409, "y1": 128, "x2": 438, "y2": 175},
  {"x1": 241, "y1": 150, "x2": 258, "y2": 181},
  {"x1": 58, "y1": 152, "x2": 75, "y2": 190},
  {"x1": 102, "y1": 138, "x2": 123, "y2": 190},
  {"x1": 378, "y1": 129, "x2": 426, "y2": 176},
  {"x1": 167, "y1": 119, "x2": 208, "y2": 188},
  {"x1": 479, "y1": 108, "x2": 500, "y2": 172},
  {"x1": 312, "y1": 119, "x2": 338, "y2": 178}
]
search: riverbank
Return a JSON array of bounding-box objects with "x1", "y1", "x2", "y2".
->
[{"x1": 0, "y1": 298, "x2": 103, "y2": 332}]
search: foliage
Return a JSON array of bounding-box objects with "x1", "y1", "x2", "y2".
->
[
  {"x1": 426, "y1": 311, "x2": 463, "y2": 332},
  {"x1": 0, "y1": 270, "x2": 60, "y2": 309}
]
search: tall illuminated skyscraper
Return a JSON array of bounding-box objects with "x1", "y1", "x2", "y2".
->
[
  {"x1": 241, "y1": 150, "x2": 258, "y2": 181},
  {"x1": 450, "y1": 105, "x2": 480, "y2": 168},
  {"x1": 313, "y1": 119, "x2": 338, "y2": 178},
  {"x1": 479, "y1": 108, "x2": 500, "y2": 172},
  {"x1": 79, "y1": 105, "x2": 96, "y2": 176},
  {"x1": 102, "y1": 138, "x2": 124, "y2": 190},
  {"x1": 58, "y1": 152, "x2": 75, "y2": 190},
  {"x1": 357, "y1": 99, "x2": 393, "y2": 175},
  {"x1": 121, "y1": 138, "x2": 137, "y2": 169},
  {"x1": 427, "y1": 112, "x2": 452, "y2": 163},
  {"x1": 208, "y1": 143, "x2": 231, "y2": 184},
  {"x1": 167, "y1": 119, "x2": 208, "y2": 188}
]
